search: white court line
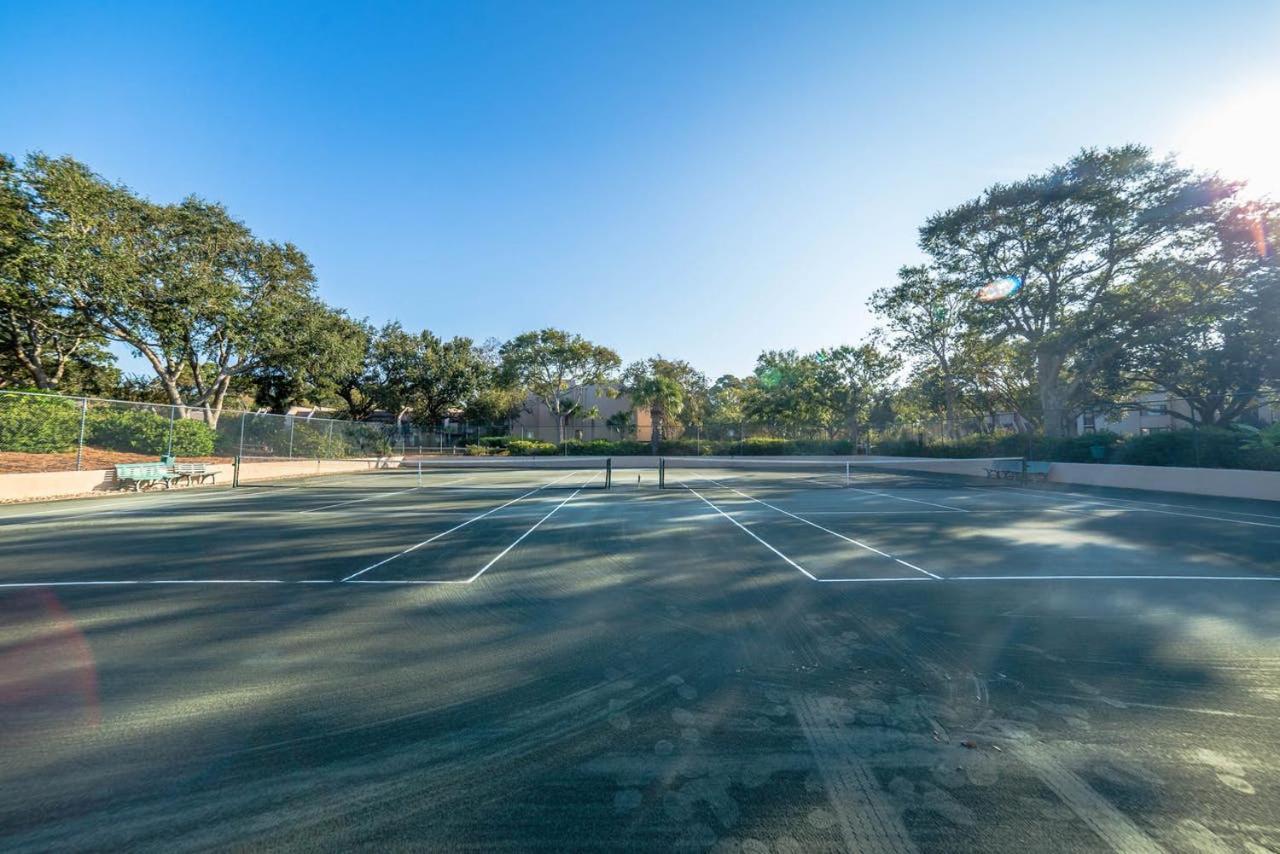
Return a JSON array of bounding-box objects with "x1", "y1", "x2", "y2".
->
[
  {"x1": 347, "y1": 475, "x2": 596, "y2": 585},
  {"x1": 691, "y1": 476, "x2": 942, "y2": 580},
  {"x1": 346, "y1": 579, "x2": 471, "y2": 585},
  {"x1": 296, "y1": 476, "x2": 473, "y2": 514},
  {"x1": 683, "y1": 484, "x2": 817, "y2": 580},
  {"x1": 845, "y1": 485, "x2": 966, "y2": 512},
  {"x1": 6, "y1": 572, "x2": 1273, "y2": 589},
  {"x1": 298, "y1": 487, "x2": 421, "y2": 513},
  {"x1": 795, "y1": 509, "x2": 998, "y2": 515},
  {"x1": 339, "y1": 470, "x2": 582, "y2": 581},
  {"x1": 951, "y1": 574, "x2": 1280, "y2": 582},
  {"x1": 815, "y1": 577, "x2": 936, "y2": 583},
  {"x1": 1004, "y1": 485, "x2": 1280, "y2": 521},
  {"x1": 0, "y1": 486, "x2": 275, "y2": 524},
  {"x1": 464, "y1": 478, "x2": 595, "y2": 583},
  {"x1": 0, "y1": 579, "x2": 292, "y2": 588},
  {"x1": 1002, "y1": 486, "x2": 1280, "y2": 530}
]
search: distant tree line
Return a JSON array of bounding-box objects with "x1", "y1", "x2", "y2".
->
[{"x1": 2, "y1": 147, "x2": 1276, "y2": 446}]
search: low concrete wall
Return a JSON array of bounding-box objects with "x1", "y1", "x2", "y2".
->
[
  {"x1": 0, "y1": 464, "x2": 234, "y2": 504},
  {"x1": 235, "y1": 458, "x2": 389, "y2": 484},
  {"x1": 5, "y1": 454, "x2": 1276, "y2": 503},
  {"x1": 859, "y1": 455, "x2": 1279, "y2": 501},
  {"x1": 0, "y1": 458, "x2": 387, "y2": 504},
  {"x1": 0, "y1": 469, "x2": 118, "y2": 503},
  {"x1": 1046, "y1": 461, "x2": 1280, "y2": 502}
]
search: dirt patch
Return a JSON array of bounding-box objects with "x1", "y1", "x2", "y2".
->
[{"x1": 0, "y1": 448, "x2": 233, "y2": 475}]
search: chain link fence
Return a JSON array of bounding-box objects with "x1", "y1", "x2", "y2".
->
[{"x1": 0, "y1": 390, "x2": 407, "y2": 474}]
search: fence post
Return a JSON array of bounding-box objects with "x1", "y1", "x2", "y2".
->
[
  {"x1": 287, "y1": 418, "x2": 295, "y2": 459},
  {"x1": 75, "y1": 397, "x2": 88, "y2": 471},
  {"x1": 238, "y1": 411, "x2": 247, "y2": 460},
  {"x1": 167, "y1": 405, "x2": 176, "y2": 458}
]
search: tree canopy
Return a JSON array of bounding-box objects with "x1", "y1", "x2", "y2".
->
[
  {"x1": 498, "y1": 328, "x2": 619, "y2": 443},
  {"x1": 2, "y1": 146, "x2": 1275, "y2": 453}
]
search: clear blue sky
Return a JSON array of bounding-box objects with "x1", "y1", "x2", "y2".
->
[{"x1": 3, "y1": 1, "x2": 1278, "y2": 379}]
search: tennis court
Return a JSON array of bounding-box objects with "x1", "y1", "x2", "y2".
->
[{"x1": 2, "y1": 456, "x2": 1279, "y2": 851}]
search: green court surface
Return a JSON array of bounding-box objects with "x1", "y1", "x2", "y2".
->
[{"x1": 1, "y1": 465, "x2": 1278, "y2": 851}]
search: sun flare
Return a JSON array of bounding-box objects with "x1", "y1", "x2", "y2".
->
[{"x1": 1177, "y1": 81, "x2": 1280, "y2": 200}]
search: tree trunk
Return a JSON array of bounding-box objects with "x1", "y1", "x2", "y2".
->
[
  {"x1": 649, "y1": 406, "x2": 661, "y2": 455},
  {"x1": 203, "y1": 376, "x2": 231, "y2": 428},
  {"x1": 847, "y1": 414, "x2": 860, "y2": 454},
  {"x1": 6, "y1": 317, "x2": 54, "y2": 389},
  {"x1": 942, "y1": 373, "x2": 958, "y2": 440},
  {"x1": 1036, "y1": 352, "x2": 1071, "y2": 438}
]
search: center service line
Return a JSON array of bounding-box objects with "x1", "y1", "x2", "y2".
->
[
  {"x1": 694, "y1": 476, "x2": 943, "y2": 580},
  {"x1": 464, "y1": 474, "x2": 599, "y2": 583},
  {"x1": 297, "y1": 476, "x2": 472, "y2": 514},
  {"x1": 340, "y1": 470, "x2": 583, "y2": 581},
  {"x1": 682, "y1": 483, "x2": 818, "y2": 581}
]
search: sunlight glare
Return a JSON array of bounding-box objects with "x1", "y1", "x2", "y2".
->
[{"x1": 1177, "y1": 80, "x2": 1280, "y2": 200}]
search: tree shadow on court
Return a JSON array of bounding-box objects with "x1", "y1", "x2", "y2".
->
[{"x1": 2, "y1": 489, "x2": 1278, "y2": 850}]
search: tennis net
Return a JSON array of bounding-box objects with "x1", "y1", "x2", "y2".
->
[
  {"x1": 234, "y1": 455, "x2": 612, "y2": 490},
  {"x1": 658, "y1": 456, "x2": 1026, "y2": 490}
]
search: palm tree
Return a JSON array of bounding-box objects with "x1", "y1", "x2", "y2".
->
[
  {"x1": 553, "y1": 397, "x2": 599, "y2": 444},
  {"x1": 627, "y1": 374, "x2": 684, "y2": 455},
  {"x1": 605, "y1": 410, "x2": 634, "y2": 441}
]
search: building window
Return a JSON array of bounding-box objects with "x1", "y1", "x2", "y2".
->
[{"x1": 1081, "y1": 412, "x2": 1096, "y2": 433}]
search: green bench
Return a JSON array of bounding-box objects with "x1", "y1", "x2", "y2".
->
[
  {"x1": 983, "y1": 459, "x2": 1052, "y2": 482},
  {"x1": 1024, "y1": 460, "x2": 1052, "y2": 481},
  {"x1": 114, "y1": 462, "x2": 181, "y2": 492},
  {"x1": 985, "y1": 459, "x2": 1024, "y2": 479}
]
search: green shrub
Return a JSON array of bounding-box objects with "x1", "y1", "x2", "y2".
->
[
  {"x1": 874, "y1": 426, "x2": 1280, "y2": 471},
  {"x1": 169, "y1": 418, "x2": 216, "y2": 456},
  {"x1": 465, "y1": 444, "x2": 491, "y2": 456},
  {"x1": 86, "y1": 407, "x2": 216, "y2": 456},
  {"x1": 290, "y1": 430, "x2": 355, "y2": 459},
  {"x1": 507, "y1": 439, "x2": 558, "y2": 456},
  {"x1": 564, "y1": 438, "x2": 623, "y2": 455},
  {"x1": 1111, "y1": 427, "x2": 1267, "y2": 469},
  {"x1": 0, "y1": 394, "x2": 82, "y2": 453},
  {"x1": 873, "y1": 431, "x2": 1121, "y2": 463},
  {"x1": 738, "y1": 437, "x2": 793, "y2": 455}
]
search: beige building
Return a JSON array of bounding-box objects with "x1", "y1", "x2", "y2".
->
[
  {"x1": 507, "y1": 384, "x2": 654, "y2": 443},
  {"x1": 1078, "y1": 391, "x2": 1276, "y2": 435}
]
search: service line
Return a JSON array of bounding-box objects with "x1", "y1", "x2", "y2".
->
[
  {"x1": 340, "y1": 470, "x2": 583, "y2": 581},
  {"x1": 689, "y1": 476, "x2": 942, "y2": 580},
  {"x1": 1002, "y1": 485, "x2": 1280, "y2": 530},
  {"x1": 682, "y1": 484, "x2": 817, "y2": 581}
]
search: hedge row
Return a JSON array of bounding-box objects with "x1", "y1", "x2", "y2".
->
[
  {"x1": 467, "y1": 427, "x2": 1280, "y2": 471},
  {"x1": 473, "y1": 435, "x2": 858, "y2": 457},
  {"x1": 0, "y1": 395, "x2": 217, "y2": 456},
  {"x1": 482, "y1": 436, "x2": 914, "y2": 459},
  {"x1": 874, "y1": 427, "x2": 1280, "y2": 471}
]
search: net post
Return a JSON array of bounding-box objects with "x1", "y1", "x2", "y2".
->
[
  {"x1": 659, "y1": 457, "x2": 666, "y2": 489},
  {"x1": 417, "y1": 457, "x2": 422, "y2": 487},
  {"x1": 605, "y1": 457, "x2": 612, "y2": 489},
  {"x1": 233, "y1": 455, "x2": 241, "y2": 488},
  {"x1": 845, "y1": 461, "x2": 850, "y2": 488}
]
